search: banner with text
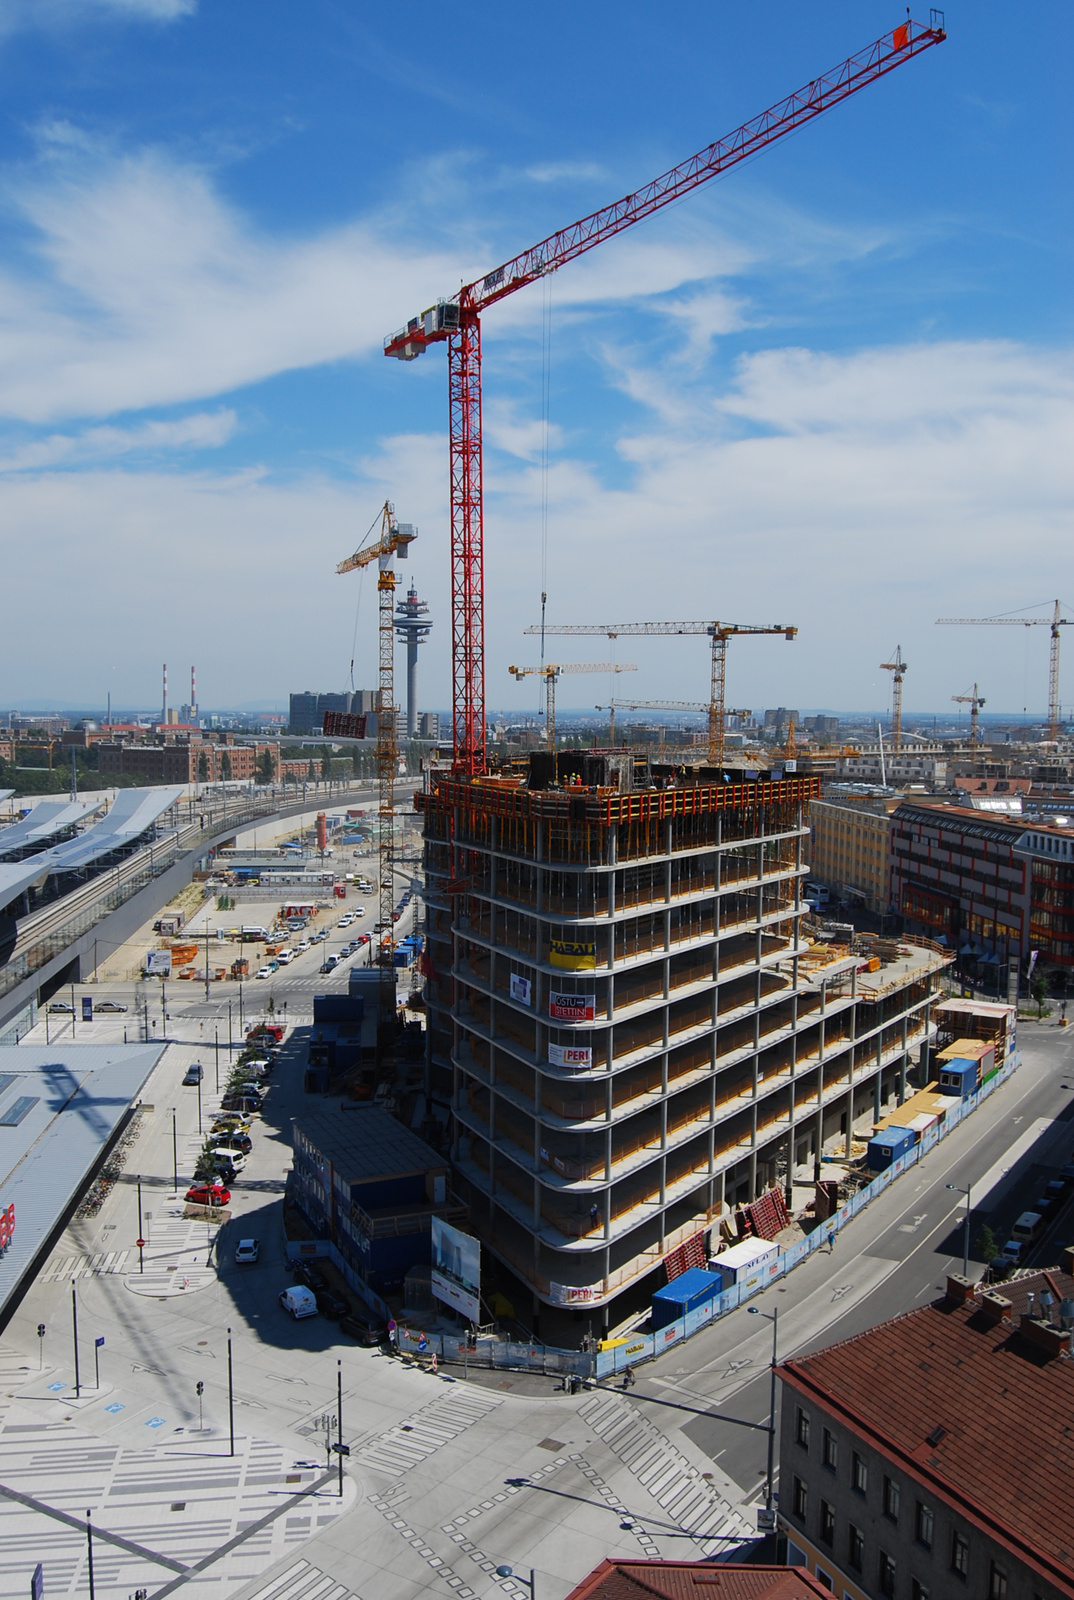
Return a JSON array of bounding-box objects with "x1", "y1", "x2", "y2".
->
[{"x1": 431, "y1": 1217, "x2": 481, "y2": 1323}]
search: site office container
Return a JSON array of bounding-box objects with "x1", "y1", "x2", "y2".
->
[
  {"x1": 709, "y1": 1236, "x2": 779, "y2": 1292},
  {"x1": 867, "y1": 1125, "x2": 915, "y2": 1171},
  {"x1": 651, "y1": 1267, "x2": 723, "y2": 1331}
]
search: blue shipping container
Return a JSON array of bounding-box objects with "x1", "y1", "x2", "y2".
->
[
  {"x1": 867, "y1": 1126, "x2": 915, "y2": 1171},
  {"x1": 651, "y1": 1267, "x2": 723, "y2": 1331}
]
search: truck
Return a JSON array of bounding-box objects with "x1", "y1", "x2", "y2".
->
[{"x1": 241, "y1": 925, "x2": 270, "y2": 943}]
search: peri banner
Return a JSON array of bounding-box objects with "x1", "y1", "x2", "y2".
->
[
  {"x1": 550, "y1": 937, "x2": 596, "y2": 971},
  {"x1": 431, "y1": 1216, "x2": 481, "y2": 1323},
  {"x1": 549, "y1": 1282, "x2": 598, "y2": 1305},
  {"x1": 509, "y1": 973, "x2": 532, "y2": 1006},
  {"x1": 549, "y1": 990, "x2": 595, "y2": 1022},
  {"x1": 146, "y1": 950, "x2": 172, "y2": 976},
  {"x1": 549, "y1": 1042, "x2": 592, "y2": 1070}
]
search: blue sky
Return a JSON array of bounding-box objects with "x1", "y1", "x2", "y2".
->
[{"x1": 0, "y1": 0, "x2": 1071, "y2": 719}]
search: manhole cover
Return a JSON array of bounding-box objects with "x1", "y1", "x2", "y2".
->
[
  {"x1": 170, "y1": 1502, "x2": 186, "y2": 1512},
  {"x1": 537, "y1": 1438, "x2": 565, "y2": 1451}
]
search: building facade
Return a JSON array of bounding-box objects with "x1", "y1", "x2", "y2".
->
[
  {"x1": 419, "y1": 754, "x2": 949, "y2": 1333},
  {"x1": 808, "y1": 794, "x2": 902, "y2": 912},
  {"x1": 778, "y1": 1266, "x2": 1074, "y2": 1600}
]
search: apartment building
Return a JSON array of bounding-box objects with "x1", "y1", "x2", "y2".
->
[
  {"x1": 778, "y1": 1265, "x2": 1074, "y2": 1600},
  {"x1": 419, "y1": 752, "x2": 949, "y2": 1336}
]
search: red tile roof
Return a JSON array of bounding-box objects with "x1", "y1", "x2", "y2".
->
[
  {"x1": 563, "y1": 1563, "x2": 834, "y2": 1600},
  {"x1": 780, "y1": 1270, "x2": 1074, "y2": 1597}
]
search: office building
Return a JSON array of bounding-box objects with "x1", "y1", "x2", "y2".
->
[
  {"x1": 420, "y1": 752, "x2": 949, "y2": 1335},
  {"x1": 808, "y1": 793, "x2": 903, "y2": 913}
]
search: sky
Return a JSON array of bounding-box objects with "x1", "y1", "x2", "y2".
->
[{"x1": 0, "y1": 0, "x2": 1071, "y2": 720}]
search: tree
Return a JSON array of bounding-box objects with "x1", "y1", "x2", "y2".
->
[
  {"x1": 255, "y1": 747, "x2": 276, "y2": 785},
  {"x1": 220, "y1": 751, "x2": 232, "y2": 782},
  {"x1": 1030, "y1": 966, "x2": 1049, "y2": 1018},
  {"x1": 197, "y1": 752, "x2": 209, "y2": 782},
  {"x1": 975, "y1": 1224, "x2": 999, "y2": 1264},
  {"x1": 307, "y1": 759, "x2": 316, "y2": 782},
  {"x1": 320, "y1": 743, "x2": 331, "y2": 781}
]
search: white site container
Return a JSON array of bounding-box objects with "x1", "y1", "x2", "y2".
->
[{"x1": 709, "y1": 1237, "x2": 779, "y2": 1293}]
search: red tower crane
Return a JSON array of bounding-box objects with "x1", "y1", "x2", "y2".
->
[{"x1": 384, "y1": 16, "x2": 946, "y2": 776}]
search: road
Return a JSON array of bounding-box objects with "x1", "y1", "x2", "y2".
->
[{"x1": 2, "y1": 971, "x2": 1072, "y2": 1599}]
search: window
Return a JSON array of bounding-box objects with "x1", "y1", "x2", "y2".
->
[
  {"x1": 796, "y1": 1408, "x2": 810, "y2": 1450},
  {"x1": 951, "y1": 1532, "x2": 969, "y2": 1578},
  {"x1": 816, "y1": 1572, "x2": 833, "y2": 1593},
  {"x1": 883, "y1": 1476, "x2": 900, "y2": 1523},
  {"x1": 911, "y1": 1580, "x2": 930, "y2": 1600},
  {"x1": 848, "y1": 1526, "x2": 864, "y2": 1573},
  {"x1": 822, "y1": 1427, "x2": 838, "y2": 1471},
  {"x1": 915, "y1": 1502, "x2": 934, "y2": 1550},
  {"x1": 792, "y1": 1477, "x2": 808, "y2": 1521},
  {"x1": 879, "y1": 1551, "x2": 896, "y2": 1597},
  {"x1": 989, "y1": 1565, "x2": 1008, "y2": 1600},
  {"x1": 820, "y1": 1500, "x2": 835, "y2": 1547},
  {"x1": 852, "y1": 1452, "x2": 868, "y2": 1495}
]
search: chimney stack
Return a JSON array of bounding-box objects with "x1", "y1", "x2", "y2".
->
[
  {"x1": 945, "y1": 1274, "x2": 975, "y2": 1306},
  {"x1": 979, "y1": 1291, "x2": 1012, "y2": 1326},
  {"x1": 1062, "y1": 1245, "x2": 1074, "y2": 1277},
  {"x1": 1018, "y1": 1313, "x2": 1069, "y2": 1358}
]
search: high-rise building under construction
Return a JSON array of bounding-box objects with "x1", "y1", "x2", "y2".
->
[{"x1": 419, "y1": 751, "x2": 948, "y2": 1336}]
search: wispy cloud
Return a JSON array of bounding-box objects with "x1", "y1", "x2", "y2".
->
[
  {"x1": 0, "y1": 0, "x2": 194, "y2": 36},
  {"x1": 525, "y1": 161, "x2": 606, "y2": 184},
  {"x1": 0, "y1": 409, "x2": 236, "y2": 471}
]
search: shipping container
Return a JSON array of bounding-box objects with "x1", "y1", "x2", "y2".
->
[
  {"x1": 708, "y1": 1237, "x2": 779, "y2": 1291},
  {"x1": 867, "y1": 1125, "x2": 915, "y2": 1170},
  {"x1": 651, "y1": 1267, "x2": 722, "y2": 1331}
]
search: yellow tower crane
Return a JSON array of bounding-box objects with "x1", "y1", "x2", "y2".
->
[
  {"x1": 952, "y1": 684, "x2": 986, "y2": 758},
  {"x1": 937, "y1": 601, "x2": 1070, "y2": 743},
  {"x1": 337, "y1": 501, "x2": 416, "y2": 1029},
  {"x1": 880, "y1": 646, "x2": 908, "y2": 753},
  {"x1": 509, "y1": 663, "x2": 637, "y2": 750}
]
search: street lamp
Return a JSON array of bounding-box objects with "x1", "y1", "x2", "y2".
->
[
  {"x1": 748, "y1": 1304, "x2": 779, "y2": 1525},
  {"x1": 495, "y1": 1567, "x2": 535, "y2": 1600},
  {"x1": 946, "y1": 1183, "x2": 972, "y2": 1278}
]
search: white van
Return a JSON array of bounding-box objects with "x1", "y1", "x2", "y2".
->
[
  {"x1": 1011, "y1": 1210, "x2": 1044, "y2": 1244},
  {"x1": 279, "y1": 1285, "x2": 318, "y2": 1319}
]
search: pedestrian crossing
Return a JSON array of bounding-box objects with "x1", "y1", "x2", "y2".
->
[
  {"x1": 219, "y1": 1556, "x2": 360, "y2": 1600},
  {"x1": 579, "y1": 1392, "x2": 753, "y2": 1553},
  {"x1": 41, "y1": 1249, "x2": 131, "y2": 1281},
  {"x1": 355, "y1": 1384, "x2": 501, "y2": 1478}
]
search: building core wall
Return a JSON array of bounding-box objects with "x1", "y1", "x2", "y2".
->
[{"x1": 419, "y1": 771, "x2": 947, "y2": 1327}]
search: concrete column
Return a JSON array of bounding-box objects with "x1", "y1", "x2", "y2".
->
[{"x1": 845, "y1": 1084, "x2": 854, "y2": 1159}]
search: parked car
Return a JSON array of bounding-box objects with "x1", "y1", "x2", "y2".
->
[
  {"x1": 243, "y1": 1056, "x2": 271, "y2": 1071},
  {"x1": 276, "y1": 950, "x2": 294, "y2": 965},
  {"x1": 247, "y1": 1023, "x2": 284, "y2": 1043},
  {"x1": 221, "y1": 1095, "x2": 261, "y2": 1115},
  {"x1": 352, "y1": 906, "x2": 366, "y2": 917},
  {"x1": 340, "y1": 1312, "x2": 388, "y2": 1346},
  {"x1": 294, "y1": 1260, "x2": 328, "y2": 1292},
  {"x1": 296, "y1": 939, "x2": 310, "y2": 952},
  {"x1": 185, "y1": 1182, "x2": 231, "y2": 1206},
  {"x1": 279, "y1": 1285, "x2": 318, "y2": 1320},
  {"x1": 320, "y1": 958, "x2": 338, "y2": 973},
  {"x1": 182, "y1": 1063, "x2": 204, "y2": 1086},
  {"x1": 234, "y1": 1239, "x2": 260, "y2": 1264},
  {"x1": 211, "y1": 1147, "x2": 247, "y2": 1172},
  {"x1": 95, "y1": 1001, "x2": 128, "y2": 1014},
  {"x1": 315, "y1": 1288, "x2": 349, "y2": 1321},
  {"x1": 211, "y1": 1113, "x2": 251, "y2": 1135},
  {"x1": 356, "y1": 933, "x2": 371, "y2": 945},
  {"x1": 210, "y1": 1130, "x2": 251, "y2": 1154},
  {"x1": 256, "y1": 966, "x2": 274, "y2": 980}
]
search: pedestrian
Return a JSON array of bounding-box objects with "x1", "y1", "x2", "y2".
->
[
  {"x1": 622, "y1": 1364, "x2": 636, "y2": 1389},
  {"x1": 827, "y1": 1227, "x2": 836, "y2": 1254}
]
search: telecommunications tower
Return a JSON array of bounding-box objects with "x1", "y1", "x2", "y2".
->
[{"x1": 394, "y1": 578, "x2": 433, "y2": 738}]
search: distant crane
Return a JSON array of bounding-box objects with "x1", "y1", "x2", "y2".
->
[
  {"x1": 880, "y1": 647, "x2": 908, "y2": 753},
  {"x1": 509, "y1": 663, "x2": 636, "y2": 750},
  {"x1": 937, "y1": 601, "x2": 1071, "y2": 742},
  {"x1": 383, "y1": 19, "x2": 945, "y2": 775},
  {"x1": 594, "y1": 698, "x2": 750, "y2": 750},
  {"x1": 528, "y1": 620, "x2": 796, "y2": 767},
  {"x1": 952, "y1": 684, "x2": 986, "y2": 758},
  {"x1": 337, "y1": 502, "x2": 417, "y2": 1020}
]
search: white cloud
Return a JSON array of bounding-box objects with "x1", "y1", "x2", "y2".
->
[
  {"x1": 0, "y1": 0, "x2": 194, "y2": 36},
  {"x1": 4, "y1": 339, "x2": 1070, "y2": 715},
  {"x1": 0, "y1": 408, "x2": 236, "y2": 471}
]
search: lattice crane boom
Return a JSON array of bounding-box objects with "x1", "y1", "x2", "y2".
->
[
  {"x1": 528, "y1": 620, "x2": 794, "y2": 766},
  {"x1": 385, "y1": 19, "x2": 945, "y2": 776},
  {"x1": 510, "y1": 662, "x2": 636, "y2": 750},
  {"x1": 938, "y1": 601, "x2": 1070, "y2": 741}
]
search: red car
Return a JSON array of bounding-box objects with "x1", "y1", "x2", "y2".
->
[
  {"x1": 247, "y1": 1023, "x2": 284, "y2": 1044},
  {"x1": 185, "y1": 1183, "x2": 231, "y2": 1207}
]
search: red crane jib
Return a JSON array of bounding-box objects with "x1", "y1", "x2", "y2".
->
[{"x1": 384, "y1": 17, "x2": 946, "y2": 774}]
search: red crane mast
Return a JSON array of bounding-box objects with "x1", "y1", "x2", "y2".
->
[{"x1": 385, "y1": 15, "x2": 946, "y2": 775}]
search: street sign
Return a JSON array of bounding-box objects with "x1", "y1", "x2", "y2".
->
[
  {"x1": 81, "y1": 996, "x2": 93, "y2": 1022},
  {"x1": 31, "y1": 1561, "x2": 43, "y2": 1600},
  {"x1": 136, "y1": 1239, "x2": 145, "y2": 1249},
  {"x1": 95, "y1": 1337, "x2": 105, "y2": 1349}
]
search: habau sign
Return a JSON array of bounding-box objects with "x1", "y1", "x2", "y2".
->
[
  {"x1": 549, "y1": 990, "x2": 595, "y2": 1022},
  {"x1": 0, "y1": 1203, "x2": 15, "y2": 1251}
]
